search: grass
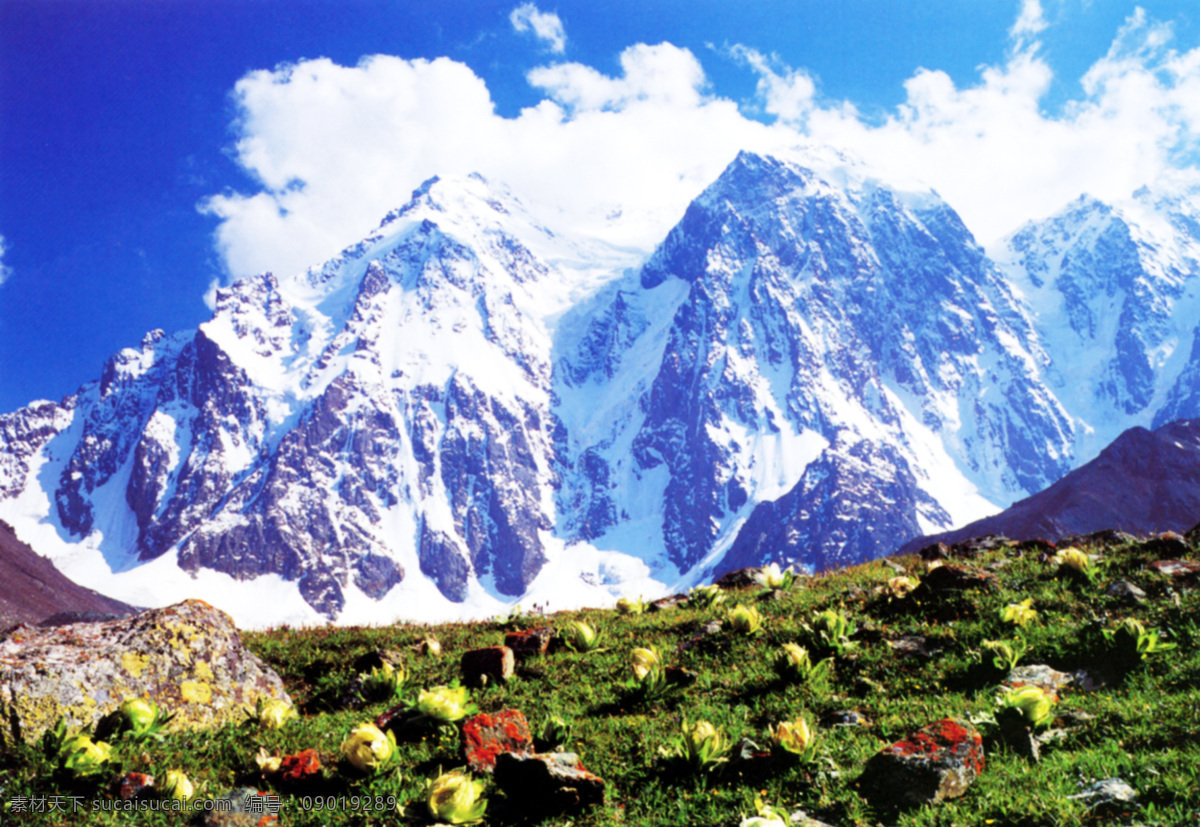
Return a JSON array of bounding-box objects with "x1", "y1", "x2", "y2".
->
[{"x1": 2, "y1": 535, "x2": 1199, "y2": 825}]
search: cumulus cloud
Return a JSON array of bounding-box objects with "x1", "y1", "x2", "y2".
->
[
  {"x1": 203, "y1": 6, "x2": 1200, "y2": 280},
  {"x1": 0, "y1": 235, "x2": 12, "y2": 286},
  {"x1": 202, "y1": 45, "x2": 793, "y2": 278},
  {"x1": 510, "y1": 3, "x2": 566, "y2": 54}
]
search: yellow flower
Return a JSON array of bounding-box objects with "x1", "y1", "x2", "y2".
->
[
  {"x1": 161, "y1": 769, "x2": 194, "y2": 802},
  {"x1": 753, "y1": 563, "x2": 795, "y2": 589},
  {"x1": 673, "y1": 719, "x2": 731, "y2": 772},
  {"x1": 999, "y1": 686, "x2": 1055, "y2": 728},
  {"x1": 340, "y1": 722, "x2": 397, "y2": 774},
  {"x1": 630, "y1": 647, "x2": 661, "y2": 681},
  {"x1": 416, "y1": 685, "x2": 474, "y2": 723},
  {"x1": 1052, "y1": 547, "x2": 1093, "y2": 574},
  {"x1": 886, "y1": 576, "x2": 919, "y2": 597},
  {"x1": 427, "y1": 769, "x2": 488, "y2": 824},
  {"x1": 770, "y1": 717, "x2": 814, "y2": 756},
  {"x1": 565, "y1": 620, "x2": 601, "y2": 652},
  {"x1": 1000, "y1": 598, "x2": 1038, "y2": 626},
  {"x1": 726, "y1": 604, "x2": 764, "y2": 635},
  {"x1": 254, "y1": 747, "x2": 282, "y2": 774},
  {"x1": 257, "y1": 698, "x2": 298, "y2": 730},
  {"x1": 616, "y1": 596, "x2": 646, "y2": 614}
]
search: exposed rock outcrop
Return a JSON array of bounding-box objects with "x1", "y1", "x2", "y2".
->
[{"x1": 0, "y1": 599, "x2": 289, "y2": 748}]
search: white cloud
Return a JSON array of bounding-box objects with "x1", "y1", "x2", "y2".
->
[
  {"x1": 510, "y1": 3, "x2": 566, "y2": 54},
  {"x1": 1010, "y1": 0, "x2": 1048, "y2": 44},
  {"x1": 202, "y1": 45, "x2": 793, "y2": 278},
  {"x1": 0, "y1": 236, "x2": 12, "y2": 286},
  {"x1": 202, "y1": 6, "x2": 1200, "y2": 280}
]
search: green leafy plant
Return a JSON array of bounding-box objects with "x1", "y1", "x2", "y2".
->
[
  {"x1": 247, "y1": 697, "x2": 298, "y2": 730},
  {"x1": 997, "y1": 685, "x2": 1055, "y2": 729},
  {"x1": 805, "y1": 609, "x2": 858, "y2": 656},
  {"x1": 616, "y1": 595, "x2": 648, "y2": 615},
  {"x1": 774, "y1": 642, "x2": 831, "y2": 684},
  {"x1": 339, "y1": 722, "x2": 399, "y2": 774},
  {"x1": 726, "y1": 603, "x2": 764, "y2": 635},
  {"x1": 1000, "y1": 598, "x2": 1038, "y2": 627},
  {"x1": 662, "y1": 719, "x2": 731, "y2": 773},
  {"x1": 981, "y1": 637, "x2": 1028, "y2": 672},
  {"x1": 626, "y1": 645, "x2": 676, "y2": 700},
  {"x1": 562, "y1": 620, "x2": 603, "y2": 652},
  {"x1": 1103, "y1": 617, "x2": 1177, "y2": 667},
  {"x1": 769, "y1": 715, "x2": 817, "y2": 762},
  {"x1": 688, "y1": 583, "x2": 725, "y2": 609},
  {"x1": 359, "y1": 661, "x2": 408, "y2": 703},
  {"x1": 116, "y1": 696, "x2": 174, "y2": 742}
]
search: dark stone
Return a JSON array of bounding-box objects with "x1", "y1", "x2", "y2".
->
[
  {"x1": 504, "y1": 627, "x2": 553, "y2": 659},
  {"x1": 887, "y1": 636, "x2": 936, "y2": 659},
  {"x1": 913, "y1": 564, "x2": 999, "y2": 598},
  {"x1": 949, "y1": 535, "x2": 1011, "y2": 558},
  {"x1": 1137, "y1": 532, "x2": 1191, "y2": 558},
  {"x1": 858, "y1": 718, "x2": 985, "y2": 808},
  {"x1": 713, "y1": 568, "x2": 759, "y2": 589},
  {"x1": 493, "y1": 751, "x2": 605, "y2": 814},
  {"x1": 918, "y1": 542, "x2": 950, "y2": 561},
  {"x1": 1013, "y1": 538, "x2": 1057, "y2": 554},
  {"x1": 664, "y1": 666, "x2": 698, "y2": 687},
  {"x1": 1067, "y1": 778, "x2": 1139, "y2": 817},
  {"x1": 462, "y1": 709, "x2": 533, "y2": 773},
  {"x1": 461, "y1": 646, "x2": 514, "y2": 687}
]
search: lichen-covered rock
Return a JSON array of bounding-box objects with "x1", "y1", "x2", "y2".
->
[
  {"x1": 1148, "y1": 558, "x2": 1200, "y2": 583},
  {"x1": 463, "y1": 709, "x2": 533, "y2": 772},
  {"x1": 858, "y1": 717, "x2": 984, "y2": 808},
  {"x1": 1003, "y1": 664, "x2": 1073, "y2": 701},
  {"x1": 0, "y1": 599, "x2": 289, "y2": 748}
]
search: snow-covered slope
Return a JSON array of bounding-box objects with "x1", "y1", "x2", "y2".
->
[
  {"x1": 2, "y1": 152, "x2": 1199, "y2": 627},
  {"x1": 993, "y1": 181, "x2": 1200, "y2": 458}
]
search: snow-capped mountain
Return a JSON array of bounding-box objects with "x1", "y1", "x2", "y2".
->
[{"x1": 2, "y1": 151, "x2": 1199, "y2": 627}]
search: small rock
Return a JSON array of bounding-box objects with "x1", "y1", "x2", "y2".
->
[
  {"x1": 462, "y1": 709, "x2": 532, "y2": 773},
  {"x1": 737, "y1": 736, "x2": 769, "y2": 761},
  {"x1": 460, "y1": 646, "x2": 514, "y2": 687},
  {"x1": 888, "y1": 635, "x2": 936, "y2": 659},
  {"x1": 822, "y1": 709, "x2": 871, "y2": 727},
  {"x1": 504, "y1": 627, "x2": 554, "y2": 659},
  {"x1": 949, "y1": 535, "x2": 1010, "y2": 557},
  {"x1": 1106, "y1": 580, "x2": 1147, "y2": 604},
  {"x1": 1003, "y1": 664, "x2": 1073, "y2": 700},
  {"x1": 1071, "y1": 669, "x2": 1106, "y2": 693},
  {"x1": 649, "y1": 593, "x2": 687, "y2": 612},
  {"x1": 1148, "y1": 559, "x2": 1200, "y2": 583},
  {"x1": 714, "y1": 567, "x2": 760, "y2": 588},
  {"x1": 1068, "y1": 778, "x2": 1139, "y2": 816},
  {"x1": 789, "y1": 810, "x2": 837, "y2": 827},
  {"x1": 858, "y1": 717, "x2": 985, "y2": 808},
  {"x1": 1059, "y1": 709, "x2": 1096, "y2": 726},
  {"x1": 881, "y1": 558, "x2": 907, "y2": 574},
  {"x1": 493, "y1": 751, "x2": 605, "y2": 814}
]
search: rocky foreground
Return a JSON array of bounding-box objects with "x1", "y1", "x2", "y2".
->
[{"x1": 1, "y1": 526, "x2": 1198, "y2": 825}]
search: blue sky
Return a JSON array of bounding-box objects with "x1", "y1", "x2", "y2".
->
[{"x1": 2, "y1": 1, "x2": 1200, "y2": 413}]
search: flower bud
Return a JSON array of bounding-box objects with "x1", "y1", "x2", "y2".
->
[
  {"x1": 340, "y1": 722, "x2": 396, "y2": 774},
  {"x1": 427, "y1": 769, "x2": 488, "y2": 824}
]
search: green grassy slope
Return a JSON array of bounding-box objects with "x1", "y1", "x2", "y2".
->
[{"x1": 3, "y1": 535, "x2": 1198, "y2": 826}]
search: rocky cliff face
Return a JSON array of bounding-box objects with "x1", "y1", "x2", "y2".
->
[{"x1": 2, "y1": 154, "x2": 1200, "y2": 625}]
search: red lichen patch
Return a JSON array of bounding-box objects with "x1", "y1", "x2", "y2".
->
[
  {"x1": 463, "y1": 709, "x2": 532, "y2": 773},
  {"x1": 117, "y1": 771, "x2": 154, "y2": 801},
  {"x1": 861, "y1": 717, "x2": 985, "y2": 807},
  {"x1": 279, "y1": 748, "x2": 322, "y2": 782}
]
